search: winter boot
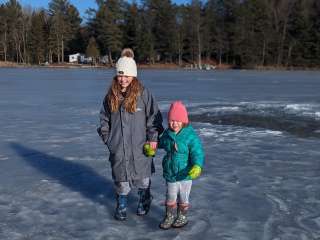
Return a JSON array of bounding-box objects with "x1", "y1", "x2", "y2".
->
[
  {"x1": 172, "y1": 204, "x2": 188, "y2": 228},
  {"x1": 159, "y1": 204, "x2": 177, "y2": 230},
  {"x1": 137, "y1": 188, "x2": 153, "y2": 216},
  {"x1": 114, "y1": 194, "x2": 127, "y2": 221}
]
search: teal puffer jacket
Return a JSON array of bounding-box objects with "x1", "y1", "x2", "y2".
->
[{"x1": 159, "y1": 125, "x2": 205, "y2": 182}]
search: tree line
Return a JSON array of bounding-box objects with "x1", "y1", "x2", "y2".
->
[{"x1": 0, "y1": 0, "x2": 319, "y2": 68}]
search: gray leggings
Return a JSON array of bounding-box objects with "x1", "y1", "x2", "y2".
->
[
  {"x1": 114, "y1": 178, "x2": 151, "y2": 195},
  {"x1": 166, "y1": 180, "x2": 192, "y2": 205}
]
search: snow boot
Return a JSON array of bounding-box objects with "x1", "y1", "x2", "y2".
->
[
  {"x1": 172, "y1": 204, "x2": 188, "y2": 228},
  {"x1": 159, "y1": 204, "x2": 177, "y2": 230},
  {"x1": 137, "y1": 188, "x2": 153, "y2": 216},
  {"x1": 114, "y1": 194, "x2": 127, "y2": 221}
]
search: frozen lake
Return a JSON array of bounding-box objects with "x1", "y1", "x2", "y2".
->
[{"x1": 0, "y1": 68, "x2": 320, "y2": 239}]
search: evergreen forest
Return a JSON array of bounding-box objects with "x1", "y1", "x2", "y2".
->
[{"x1": 0, "y1": 0, "x2": 319, "y2": 68}]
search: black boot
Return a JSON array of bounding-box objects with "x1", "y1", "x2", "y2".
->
[
  {"x1": 114, "y1": 194, "x2": 127, "y2": 221},
  {"x1": 136, "y1": 188, "x2": 153, "y2": 216},
  {"x1": 159, "y1": 204, "x2": 177, "y2": 230}
]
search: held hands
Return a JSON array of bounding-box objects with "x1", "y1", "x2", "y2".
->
[
  {"x1": 149, "y1": 141, "x2": 158, "y2": 150},
  {"x1": 143, "y1": 142, "x2": 157, "y2": 157},
  {"x1": 188, "y1": 165, "x2": 202, "y2": 180}
]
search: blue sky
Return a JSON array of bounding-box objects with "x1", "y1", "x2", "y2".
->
[{"x1": 14, "y1": 0, "x2": 191, "y2": 18}]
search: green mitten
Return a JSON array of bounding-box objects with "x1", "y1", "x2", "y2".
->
[
  {"x1": 188, "y1": 165, "x2": 202, "y2": 179},
  {"x1": 143, "y1": 143, "x2": 156, "y2": 157}
]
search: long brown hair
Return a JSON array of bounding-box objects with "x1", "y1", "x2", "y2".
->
[{"x1": 106, "y1": 76, "x2": 144, "y2": 113}]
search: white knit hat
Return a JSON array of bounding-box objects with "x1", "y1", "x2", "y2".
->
[{"x1": 116, "y1": 48, "x2": 137, "y2": 77}]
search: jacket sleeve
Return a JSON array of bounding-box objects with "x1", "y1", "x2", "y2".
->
[
  {"x1": 97, "y1": 97, "x2": 111, "y2": 144},
  {"x1": 143, "y1": 88, "x2": 164, "y2": 142},
  {"x1": 188, "y1": 132, "x2": 205, "y2": 168},
  {"x1": 158, "y1": 131, "x2": 168, "y2": 149}
]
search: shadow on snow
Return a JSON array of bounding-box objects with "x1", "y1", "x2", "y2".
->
[{"x1": 10, "y1": 143, "x2": 164, "y2": 230}]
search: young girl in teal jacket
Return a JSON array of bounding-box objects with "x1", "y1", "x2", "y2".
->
[{"x1": 158, "y1": 101, "x2": 205, "y2": 229}]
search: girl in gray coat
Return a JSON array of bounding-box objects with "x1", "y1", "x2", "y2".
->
[{"x1": 98, "y1": 48, "x2": 163, "y2": 221}]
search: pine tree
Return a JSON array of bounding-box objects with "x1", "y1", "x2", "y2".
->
[
  {"x1": 5, "y1": 0, "x2": 24, "y2": 63},
  {"x1": 123, "y1": 2, "x2": 139, "y2": 53},
  {"x1": 141, "y1": 0, "x2": 176, "y2": 62},
  {"x1": 266, "y1": 0, "x2": 295, "y2": 66},
  {"x1": 307, "y1": 0, "x2": 320, "y2": 66},
  {"x1": 48, "y1": 0, "x2": 81, "y2": 63},
  {"x1": 86, "y1": 37, "x2": 100, "y2": 64},
  {"x1": 29, "y1": 10, "x2": 47, "y2": 64},
  {"x1": 65, "y1": 4, "x2": 82, "y2": 54},
  {"x1": 0, "y1": 4, "x2": 9, "y2": 61},
  {"x1": 137, "y1": 9, "x2": 155, "y2": 63},
  {"x1": 94, "y1": 0, "x2": 124, "y2": 65},
  {"x1": 190, "y1": 0, "x2": 203, "y2": 67},
  {"x1": 67, "y1": 26, "x2": 88, "y2": 56},
  {"x1": 233, "y1": 0, "x2": 271, "y2": 66},
  {"x1": 287, "y1": 0, "x2": 309, "y2": 66},
  {"x1": 177, "y1": 3, "x2": 196, "y2": 65},
  {"x1": 173, "y1": 5, "x2": 186, "y2": 66},
  {"x1": 202, "y1": 0, "x2": 217, "y2": 64}
]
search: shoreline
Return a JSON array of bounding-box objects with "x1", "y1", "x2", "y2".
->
[{"x1": 1, "y1": 61, "x2": 319, "y2": 71}]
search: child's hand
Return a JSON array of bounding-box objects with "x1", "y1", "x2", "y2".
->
[
  {"x1": 188, "y1": 165, "x2": 202, "y2": 179},
  {"x1": 143, "y1": 142, "x2": 157, "y2": 157}
]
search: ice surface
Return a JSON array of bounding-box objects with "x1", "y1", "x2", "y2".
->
[{"x1": 0, "y1": 68, "x2": 320, "y2": 239}]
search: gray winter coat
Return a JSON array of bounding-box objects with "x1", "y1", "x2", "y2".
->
[{"x1": 98, "y1": 87, "x2": 163, "y2": 182}]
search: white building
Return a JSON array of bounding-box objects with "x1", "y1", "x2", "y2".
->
[
  {"x1": 69, "y1": 53, "x2": 81, "y2": 63},
  {"x1": 69, "y1": 53, "x2": 95, "y2": 64}
]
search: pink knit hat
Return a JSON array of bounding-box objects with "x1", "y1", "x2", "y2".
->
[{"x1": 168, "y1": 101, "x2": 189, "y2": 124}]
